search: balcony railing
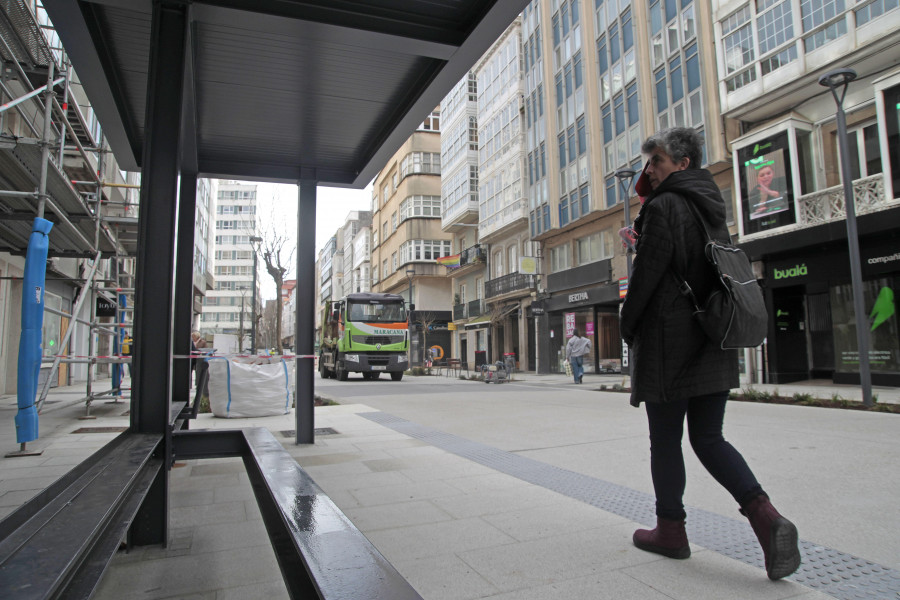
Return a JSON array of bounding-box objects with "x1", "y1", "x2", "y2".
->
[
  {"x1": 467, "y1": 298, "x2": 484, "y2": 318},
  {"x1": 452, "y1": 299, "x2": 485, "y2": 320},
  {"x1": 485, "y1": 272, "x2": 536, "y2": 298},
  {"x1": 453, "y1": 303, "x2": 466, "y2": 320},
  {"x1": 460, "y1": 244, "x2": 486, "y2": 266},
  {"x1": 798, "y1": 173, "x2": 887, "y2": 226}
]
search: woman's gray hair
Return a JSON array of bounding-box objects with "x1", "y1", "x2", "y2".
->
[{"x1": 641, "y1": 127, "x2": 704, "y2": 169}]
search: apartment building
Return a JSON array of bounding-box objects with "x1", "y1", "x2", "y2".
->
[
  {"x1": 339, "y1": 211, "x2": 373, "y2": 297},
  {"x1": 476, "y1": 19, "x2": 538, "y2": 371},
  {"x1": 440, "y1": 72, "x2": 490, "y2": 368},
  {"x1": 712, "y1": 0, "x2": 900, "y2": 386},
  {"x1": 515, "y1": 0, "x2": 731, "y2": 374},
  {"x1": 371, "y1": 110, "x2": 454, "y2": 365},
  {"x1": 193, "y1": 178, "x2": 216, "y2": 329},
  {"x1": 200, "y1": 182, "x2": 261, "y2": 349}
]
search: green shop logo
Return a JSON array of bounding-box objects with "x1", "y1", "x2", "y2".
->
[
  {"x1": 773, "y1": 264, "x2": 808, "y2": 280},
  {"x1": 870, "y1": 287, "x2": 895, "y2": 332},
  {"x1": 753, "y1": 142, "x2": 773, "y2": 155}
]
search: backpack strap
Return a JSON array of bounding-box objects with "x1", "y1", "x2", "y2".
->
[{"x1": 670, "y1": 197, "x2": 712, "y2": 313}]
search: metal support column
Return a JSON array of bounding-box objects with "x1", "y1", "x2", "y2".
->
[
  {"x1": 296, "y1": 179, "x2": 317, "y2": 444},
  {"x1": 173, "y1": 172, "x2": 197, "y2": 407},
  {"x1": 130, "y1": 0, "x2": 190, "y2": 546}
]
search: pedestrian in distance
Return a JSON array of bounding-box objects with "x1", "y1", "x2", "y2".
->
[
  {"x1": 565, "y1": 328, "x2": 591, "y2": 384},
  {"x1": 620, "y1": 127, "x2": 801, "y2": 580}
]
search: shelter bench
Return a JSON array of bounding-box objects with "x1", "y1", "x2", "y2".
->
[
  {"x1": 171, "y1": 427, "x2": 423, "y2": 599},
  {"x1": 0, "y1": 419, "x2": 422, "y2": 599},
  {"x1": 0, "y1": 431, "x2": 165, "y2": 599}
]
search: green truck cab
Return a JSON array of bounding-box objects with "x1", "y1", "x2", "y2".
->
[{"x1": 318, "y1": 293, "x2": 410, "y2": 381}]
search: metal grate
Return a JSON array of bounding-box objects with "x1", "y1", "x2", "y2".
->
[
  {"x1": 361, "y1": 412, "x2": 900, "y2": 600},
  {"x1": 280, "y1": 428, "x2": 339, "y2": 438},
  {"x1": 71, "y1": 427, "x2": 128, "y2": 434}
]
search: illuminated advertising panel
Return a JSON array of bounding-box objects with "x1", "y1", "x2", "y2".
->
[{"x1": 737, "y1": 131, "x2": 797, "y2": 235}]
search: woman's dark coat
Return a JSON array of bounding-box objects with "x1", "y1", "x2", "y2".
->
[{"x1": 620, "y1": 168, "x2": 739, "y2": 407}]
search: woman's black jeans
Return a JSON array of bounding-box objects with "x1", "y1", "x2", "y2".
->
[{"x1": 645, "y1": 391, "x2": 764, "y2": 521}]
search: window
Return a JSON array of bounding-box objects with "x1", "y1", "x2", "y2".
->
[
  {"x1": 508, "y1": 244, "x2": 518, "y2": 273},
  {"x1": 549, "y1": 244, "x2": 570, "y2": 273},
  {"x1": 857, "y1": 0, "x2": 899, "y2": 24},
  {"x1": 399, "y1": 240, "x2": 453, "y2": 264},
  {"x1": 801, "y1": 0, "x2": 846, "y2": 51},
  {"x1": 575, "y1": 230, "x2": 615, "y2": 264},
  {"x1": 400, "y1": 195, "x2": 443, "y2": 220},
  {"x1": 846, "y1": 122, "x2": 883, "y2": 180},
  {"x1": 400, "y1": 152, "x2": 441, "y2": 178},
  {"x1": 392, "y1": 252, "x2": 398, "y2": 272},
  {"x1": 391, "y1": 212, "x2": 398, "y2": 232},
  {"x1": 722, "y1": 6, "x2": 756, "y2": 91}
]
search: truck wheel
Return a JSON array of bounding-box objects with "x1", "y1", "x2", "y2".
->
[
  {"x1": 336, "y1": 362, "x2": 348, "y2": 381},
  {"x1": 390, "y1": 372, "x2": 403, "y2": 381},
  {"x1": 319, "y1": 358, "x2": 329, "y2": 379}
]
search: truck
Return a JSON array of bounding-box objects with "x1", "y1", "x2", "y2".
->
[{"x1": 318, "y1": 292, "x2": 410, "y2": 381}]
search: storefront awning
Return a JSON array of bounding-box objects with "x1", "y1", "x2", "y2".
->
[{"x1": 463, "y1": 314, "x2": 491, "y2": 329}]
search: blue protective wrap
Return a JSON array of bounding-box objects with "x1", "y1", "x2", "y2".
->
[{"x1": 15, "y1": 218, "x2": 54, "y2": 444}]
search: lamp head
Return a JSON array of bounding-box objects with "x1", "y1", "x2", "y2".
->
[
  {"x1": 818, "y1": 68, "x2": 857, "y2": 90},
  {"x1": 614, "y1": 169, "x2": 638, "y2": 180}
]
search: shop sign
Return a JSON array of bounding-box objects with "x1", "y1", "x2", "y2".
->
[
  {"x1": 618, "y1": 277, "x2": 628, "y2": 299},
  {"x1": 772, "y1": 264, "x2": 808, "y2": 280},
  {"x1": 96, "y1": 297, "x2": 117, "y2": 317},
  {"x1": 565, "y1": 312, "x2": 575, "y2": 337},
  {"x1": 568, "y1": 291, "x2": 589, "y2": 303},
  {"x1": 586, "y1": 322, "x2": 595, "y2": 335}
]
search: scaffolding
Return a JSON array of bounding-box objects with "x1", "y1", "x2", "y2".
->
[{"x1": 0, "y1": 1, "x2": 138, "y2": 422}]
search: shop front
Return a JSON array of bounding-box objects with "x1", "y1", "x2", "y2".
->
[
  {"x1": 535, "y1": 281, "x2": 622, "y2": 375},
  {"x1": 764, "y1": 235, "x2": 900, "y2": 386}
]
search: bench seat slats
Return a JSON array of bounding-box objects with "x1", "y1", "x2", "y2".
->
[
  {"x1": 242, "y1": 428, "x2": 423, "y2": 600},
  {"x1": 0, "y1": 433, "x2": 162, "y2": 600}
]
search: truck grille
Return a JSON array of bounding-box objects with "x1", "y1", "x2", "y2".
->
[
  {"x1": 352, "y1": 335, "x2": 404, "y2": 346},
  {"x1": 368, "y1": 355, "x2": 391, "y2": 366}
]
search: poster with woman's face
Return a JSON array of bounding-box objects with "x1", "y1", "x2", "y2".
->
[
  {"x1": 747, "y1": 150, "x2": 789, "y2": 219},
  {"x1": 737, "y1": 131, "x2": 797, "y2": 235}
]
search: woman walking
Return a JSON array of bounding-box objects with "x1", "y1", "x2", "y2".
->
[{"x1": 620, "y1": 127, "x2": 800, "y2": 580}]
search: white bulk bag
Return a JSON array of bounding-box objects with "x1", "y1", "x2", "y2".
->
[{"x1": 206, "y1": 357, "x2": 292, "y2": 418}]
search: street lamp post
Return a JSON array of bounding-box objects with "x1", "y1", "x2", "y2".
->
[
  {"x1": 614, "y1": 169, "x2": 638, "y2": 278},
  {"x1": 405, "y1": 269, "x2": 416, "y2": 365},
  {"x1": 819, "y1": 68, "x2": 873, "y2": 406},
  {"x1": 250, "y1": 236, "x2": 263, "y2": 355},
  {"x1": 614, "y1": 169, "x2": 638, "y2": 378}
]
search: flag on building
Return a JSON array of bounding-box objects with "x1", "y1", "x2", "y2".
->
[{"x1": 436, "y1": 253, "x2": 461, "y2": 268}]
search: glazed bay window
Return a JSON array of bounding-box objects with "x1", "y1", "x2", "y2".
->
[
  {"x1": 400, "y1": 239, "x2": 452, "y2": 264},
  {"x1": 549, "y1": 243, "x2": 571, "y2": 273},
  {"x1": 400, "y1": 152, "x2": 441, "y2": 178},
  {"x1": 801, "y1": 0, "x2": 847, "y2": 52},
  {"x1": 598, "y1": 2, "x2": 639, "y2": 179},
  {"x1": 400, "y1": 195, "x2": 442, "y2": 220},
  {"x1": 575, "y1": 229, "x2": 615, "y2": 264},
  {"x1": 722, "y1": 6, "x2": 756, "y2": 92}
]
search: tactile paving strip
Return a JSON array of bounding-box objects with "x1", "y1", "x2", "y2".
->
[{"x1": 361, "y1": 411, "x2": 900, "y2": 600}]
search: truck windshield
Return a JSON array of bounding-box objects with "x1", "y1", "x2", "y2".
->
[{"x1": 347, "y1": 301, "x2": 406, "y2": 323}]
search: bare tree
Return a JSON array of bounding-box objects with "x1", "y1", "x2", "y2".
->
[
  {"x1": 415, "y1": 310, "x2": 440, "y2": 367},
  {"x1": 251, "y1": 228, "x2": 294, "y2": 355}
]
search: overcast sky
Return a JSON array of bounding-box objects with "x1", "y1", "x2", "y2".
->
[{"x1": 249, "y1": 181, "x2": 373, "y2": 299}]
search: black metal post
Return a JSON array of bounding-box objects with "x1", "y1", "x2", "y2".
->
[
  {"x1": 173, "y1": 172, "x2": 197, "y2": 406},
  {"x1": 250, "y1": 236, "x2": 262, "y2": 355},
  {"x1": 614, "y1": 169, "x2": 637, "y2": 378},
  {"x1": 296, "y1": 179, "x2": 317, "y2": 444},
  {"x1": 130, "y1": 0, "x2": 190, "y2": 546},
  {"x1": 614, "y1": 169, "x2": 638, "y2": 279},
  {"x1": 819, "y1": 68, "x2": 873, "y2": 406}
]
